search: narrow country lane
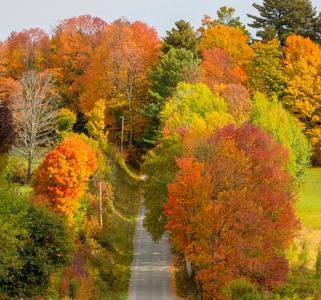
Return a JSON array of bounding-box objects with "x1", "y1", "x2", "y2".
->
[{"x1": 128, "y1": 197, "x2": 173, "y2": 300}]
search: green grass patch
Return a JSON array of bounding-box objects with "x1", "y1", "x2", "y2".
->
[{"x1": 297, "y1": 167, "x2": 321, "y2": 228}]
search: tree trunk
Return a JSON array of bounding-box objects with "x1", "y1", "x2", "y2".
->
[
  {"x1": 27, "y1": 155, "x2": 32, "y2": 184},
  {"x1": 127, "y1": 88, "x2": 133, "y2": 145},
  {"x1": 191, "y1": 262, "x2": 203, "y2": 300}
]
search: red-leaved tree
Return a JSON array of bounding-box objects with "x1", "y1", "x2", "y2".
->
[{"x1": 165, "y1": 123, "x2": 300, "y2": 299}]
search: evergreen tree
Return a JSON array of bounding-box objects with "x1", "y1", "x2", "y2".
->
[
  {"x1": 161, "y1": 20, "x2": 200, "y2": 58},
  {"x1": 248, "y1": 0, "x2": 321, "y2": 45},
  {"x1": 137, "y1": 48, "x2": 201, "y2": 149}
]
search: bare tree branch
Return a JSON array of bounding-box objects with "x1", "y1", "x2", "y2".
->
[{"x1": 11, "y1": 70, "x2": 59, "y2": 183}]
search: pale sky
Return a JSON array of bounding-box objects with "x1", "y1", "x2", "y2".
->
[{"x1": 0, "y1": 0, "x2": 320, "y2": 41}]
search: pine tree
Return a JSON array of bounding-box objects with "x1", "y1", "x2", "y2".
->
[
  {"x1": 161, "y1": 20, "x2": 200, "y2": 58},
  {"x1": 248, "y1": 0, "x2": 321, "y2": 45},
  {"x1": 137, "y1": 48, "x2": 201, "y2": 149}
]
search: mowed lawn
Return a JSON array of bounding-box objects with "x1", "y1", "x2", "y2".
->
[{"x1": 297, "y1": 167, "x2": 321, "y2": 228}]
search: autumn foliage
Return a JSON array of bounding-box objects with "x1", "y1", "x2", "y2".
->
[
  {"x1": 165, "y1": 123, "x2": 300, "y2": 299},
  {"x1": 79, "y1": 19, "x2": 160, "y2": 144},
  {"x1": 31, "y1": 137, "x2": 97, "y2": 225},
  {"x1": 281, "y1": 35, "x2": 321, "y2": 164},
  {"x1": 50, "y1": 15, "x2": 107, "y2": 109}
]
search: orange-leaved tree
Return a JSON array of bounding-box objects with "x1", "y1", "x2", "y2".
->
[
  {"x1": 199, "y1": 25, "x2": 254, "y2": 92},
  {"x1": 201, "y1": 48, "x2": 247, "y2": 91},
  {"x1": 199, "y1": 25, "x2": 254, "y2": 70},
  {"x1": 165, "y1": 123, "x2": 300, "y2": 299},
  {"x1": 1, "y1": 28, "x2": 51, "y2": 102},
  {"x1": 281, "y1": 35, "x2": 321, "y2": 165},
  {"x1": 79, "y1": 19, "x2": 160, "y2": 144},
  {"x1": 50, "y1": 15, "x2": 107, "y2": 109},
  {"x1": 4, "y1": 28, "x2": 51, "y2": 77},
  {"x1": 31, "y1": 137, "x2": 97, "y2": 225}
]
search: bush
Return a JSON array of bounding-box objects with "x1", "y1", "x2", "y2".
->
[
  {"x1": 223, "y1": 277, "x2": 261, "y2": 300},
  {"x1": 0, "y1": 186, "x2": 75, "y2": 299}
]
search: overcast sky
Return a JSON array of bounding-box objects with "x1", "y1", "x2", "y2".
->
[{"x1": 0, "y1": 0, "x2": 320, "y2": 41}]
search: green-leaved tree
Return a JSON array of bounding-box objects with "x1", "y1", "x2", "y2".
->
[{"x1": 247, "y1": 0, "x2": 321, "y2": 45}]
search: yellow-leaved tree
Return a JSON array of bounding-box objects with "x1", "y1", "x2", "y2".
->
[
  {"x1": 86, "y1": 99, "x2": 108, "y2": 151},
  {"x1": 281, "y1": 35, "x2": 321, "y2": 164}
]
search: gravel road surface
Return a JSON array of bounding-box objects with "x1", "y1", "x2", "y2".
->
[{"x1": 128, "y1": 198, "x2": 173, "y2": 300}]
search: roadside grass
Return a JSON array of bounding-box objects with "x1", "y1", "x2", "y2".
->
[{"x1": 99, "y1": 155, "x2": 141, "y2": 299}]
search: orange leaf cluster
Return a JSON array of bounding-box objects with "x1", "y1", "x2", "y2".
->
[{"x1": 31, "y1": 137, "x2": 97, "y2": 225}]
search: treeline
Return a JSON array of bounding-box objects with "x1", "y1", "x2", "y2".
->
[{"x1": 0, "y1": 0, "x2": 320, "y2": 165}]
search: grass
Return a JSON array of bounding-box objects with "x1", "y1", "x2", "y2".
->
[
  {"x1": 294, "y1": 167, "x2": 321, "y2": 269},
  {"x1": 297, "y1": 167, "x2": 321, "y2": 229}
]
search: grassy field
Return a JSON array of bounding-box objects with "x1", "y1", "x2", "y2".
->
[
  {"x1": 297, "y1": 167, "x2": 321, "y2": 229},
  {"x1": 295, "y1": 167, "x2": 321, "y2": 269}
]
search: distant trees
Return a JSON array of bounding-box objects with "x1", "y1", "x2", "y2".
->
[
  {"x1": 50, "y1": 15, "x2": 107, "y2": 109},
  {"x1": 79, "y1": 19, "x2": 160, "y2": 145},
  {"x1": 248, "y1": 0, "x2": 321, "y2": 45},
  {"x1": 11, "y1": 70, "x2": 59, "y2": 183}
]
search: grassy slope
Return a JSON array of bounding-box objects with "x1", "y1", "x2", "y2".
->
[
  {"x1": 102, "y1": 159, "x2": 142, "y2": 299},
  {"x1": 297, "y1": 167, "x2": 321, "y2": 228},
  {"x1": 295, "y1": 167, "x2": 321, "y2": 269}
]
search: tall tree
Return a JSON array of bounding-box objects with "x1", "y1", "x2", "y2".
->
[
  {"x1": 85, "y1": 99, "x2": 109, "y2": 151},
  {"x1": 246, "y1": 39, "x2": 286, "y2": 98},
  {"x1": 250, "y1": 92, "x2": 311, "y2": 182},
  {"x1": 50, "y1": 15, "x2": 107, "y2": 109},
  {"x1": 281, "y1": 35, "x2": 321, "y2": 164},
  {"x1": 5, "y1": 28, "x2": 51, "y2": 77},
  {"x1": 161, "y1": 20, "x2": 200, "y2": 57},
  {"x1": 137, "y1": 48, "x2": 201, "y2": 148},
  {"x1": 199, "y1": 25, "x2": 254, "y2": 65},
  {"x1": 79, "y1": 19, "x2": 160, "y2": 145},
  {"x1": 247, "y1": 0, "x2": 321, "y2": 46},
  {"x1": 10, "y1": 70, "x2": 59, "y2": 183},
  {"x1": 1, "y1": 28, "x2": 51, "y2": 103},
  {"x1": 165, "y1": 123, "x2": 300, "y2": 299}
]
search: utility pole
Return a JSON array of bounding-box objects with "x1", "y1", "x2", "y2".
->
[
  {"x1": 100, "y1": 181, "x2": 102, "y2": 228},
  {"x1": 120, "y1": 116, "x2": 124, "y2": 157}
]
